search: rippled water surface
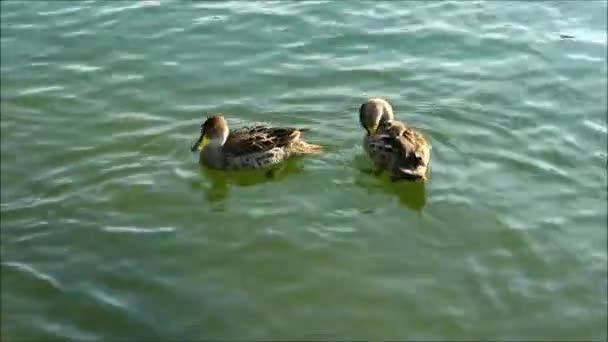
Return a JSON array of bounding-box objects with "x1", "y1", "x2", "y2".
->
[{"x1": 1, "y1": 1, "x2": 607, "y2": 340}]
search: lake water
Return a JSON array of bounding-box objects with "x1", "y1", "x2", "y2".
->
[{"x1": 1, "y1": 1, "x2": 607, "y2": 340}]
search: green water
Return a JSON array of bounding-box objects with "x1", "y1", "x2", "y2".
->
[{"x1": 1, "y1": 1, "x2": 607, "y2": 340}]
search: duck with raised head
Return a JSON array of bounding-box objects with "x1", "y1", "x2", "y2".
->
[
  {"x1": 191, "y1": 115, "x2": 322, "y2": 170},
  {"x1": 358, "y1": 98, "x2": 431, "y2": 181}
]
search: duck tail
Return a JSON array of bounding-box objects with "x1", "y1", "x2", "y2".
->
[
  {"x1": 294, "y1": 141, "x2": 323, "y2": 154},
  {"x1": 392, "y1": 166, "x2": 428, "y2": 181}
]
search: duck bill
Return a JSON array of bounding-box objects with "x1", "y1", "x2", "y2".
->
[
  {"x1": 190, "y1": 134, "x2": 208, "y2": 152},
  {"x1": 367, "y1": 126, "x2": 377, "y2": 136}
]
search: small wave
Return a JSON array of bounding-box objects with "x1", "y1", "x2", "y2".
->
[
  {"x1": 173, "y1": 166, "x2": 198, "y2": 180},
  {"x1": 101, "y1": 226, "x2": 175, "y2": 234},
  {"x1": 89, "y1": 289, "x2": 128, "y2": 311},
  {"x1": 3, "y1": 262, "x2": 63, "y2": 291},
  {"x1": 583, "y1": 119, "x2": 607, "y2": 135},
  {"x1": 38, "y1": 6, "x2": 86, "y2": 16},
  {"x1": 8, "y1": 23, "x2": 39, "y2": 30},
  {"x1": 59, "y1": 63, "x2": 102, "y2": 73},
  {"x1": 110, "y1": 73, "x2": 144, "y2": 82},
  {"x1": 97, "y1": 1, "x2": 159, "y2": 16},
  {"x1": 97, "y1": 19, "x2": 118, "y2": 28},
  {"x1": 18, "y1": 85, "x2": 64, "y2": 96},
  {"x1": 111, "y1": 52, "x2": 145, "y2": 61},
  {"x1": 12, "y1": 230, "x2": 53, "y2": 244},
  {"x1": 61, "y1": 30, "x2": 93, "y2": 38},
  {"x1": 108, "y1": 111, "x2": 171, "y2": 122},
  {"x1": 566, "y1": 53, "x2": 605, "y2": 63}
]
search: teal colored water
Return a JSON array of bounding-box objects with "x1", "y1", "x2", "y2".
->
[{"x1": 1, "y1": 1, "x2": 607, "y2": 340}]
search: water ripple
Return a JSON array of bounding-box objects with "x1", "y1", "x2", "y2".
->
[
  {"x1": 1, "y1": 0, "x2": 606, "y2": 340},
  {"x1": 18, "y1": 85, "x2": 64, "y2": 96},
  {"x1": 38, "y1": 5, "x2": 87, "y2": 16},
  {"x1": 101, "y1": 226, "x2": 176, "y2": 234},
  {"x1": 3, "y1": 262, "x2": 63, "y2": 291},
  {"x1": 59, "y1": 63, "x2": 102, "y2": 73}
]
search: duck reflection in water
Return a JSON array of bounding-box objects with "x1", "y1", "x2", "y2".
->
[
  {"x1": 383, "y1": 174, "x2": 427, "y2": 212},
  {"x1": 196, "y1": 159, "x2": 304, "y2": 203},
  {"x1": 354, "y1": 156, "x2": 427, "y2": 212}
]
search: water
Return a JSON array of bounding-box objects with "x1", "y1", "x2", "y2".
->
[{"x1": 1, "y1": 0, "x2": 606, "y2": 340}]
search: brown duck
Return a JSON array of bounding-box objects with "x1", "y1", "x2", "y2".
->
[
  {"x1": 191, "y1": 115, "x2": 322, "y2": 170},
  {"x1": 358, "y1": 98, "x2": 431, "y2": 181}
]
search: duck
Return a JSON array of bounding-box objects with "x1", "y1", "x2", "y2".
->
[
  {"x1": 358, "y1": 98, "x2": 431, "y2": 181},
  {"x1": 190, "y1": 114, "x2": 322, "y2": 170}
]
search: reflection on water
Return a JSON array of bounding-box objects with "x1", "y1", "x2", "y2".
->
[
  {"x1": 196, "y1": 158, "x2": 305, "y2": 203},
  {"x1": 373, "y1": 177, "x2": 427, "y2": 212},
  {"x1": 353, "y1": 155, "x2": 427, "y2": 212}
]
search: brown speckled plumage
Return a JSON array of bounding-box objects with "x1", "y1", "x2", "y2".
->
[
  {"x1": 192, "y1": 115, "x2": 322, "y2": 170},
  {"x1": 359, "y1": 99, "x2": 431, "y2": 181}
]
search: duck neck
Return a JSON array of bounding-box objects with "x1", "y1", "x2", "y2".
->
[{"x1": 201, "y1": 143, "x2": 224, "y2": 168}]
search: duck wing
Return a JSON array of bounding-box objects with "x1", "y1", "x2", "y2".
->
[
  {"x1": 379, "y1": 120, "x2": 430, "y2": 179},
  {"x1": 394, "y1": 131, "x2": 429, "y2": 167},
  {"x1": 223, "y1": 126, "x2": 301, "y2": 157}
]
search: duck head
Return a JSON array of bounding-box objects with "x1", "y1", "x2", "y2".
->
[
  {"x1": 358, "y1": 98, "x2": 395, "y2": 136},
  {"x1": 191, "y1": 115, "x2": 230, "y2": 152}
]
